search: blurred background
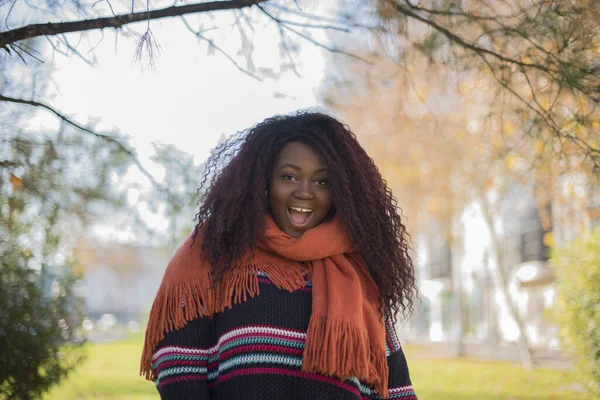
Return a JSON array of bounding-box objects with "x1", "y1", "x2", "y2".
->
[{"x1": 1, "y1": 0, "x2": 599, "y2": 399}]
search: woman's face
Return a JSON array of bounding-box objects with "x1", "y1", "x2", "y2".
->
[{"x1": 269, "y1": 141, "x2": 333, "y2": 237}]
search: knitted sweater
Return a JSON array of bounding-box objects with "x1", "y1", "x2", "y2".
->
[{"x1": 150, "y1": 271, "x2": 417, "y2": 399}]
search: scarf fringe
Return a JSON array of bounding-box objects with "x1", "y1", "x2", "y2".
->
[
  {"x1": 140, "y1": 261, "x2": 306, "y2": 380},
  {"x1": 302, "y1": 314, "x2": 389, "y2": 398}
]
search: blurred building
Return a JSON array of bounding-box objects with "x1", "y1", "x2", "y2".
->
[
  {"x1": 405, "y1": 177, "x2": 600, "y2": 351},
  {"x1": 75, "y1": 238, "x2": 172, "y2": 326}
]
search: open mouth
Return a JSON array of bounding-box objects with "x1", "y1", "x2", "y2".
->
[{"x1": 287, "y1": 206, "x2": 314, "y2": 227}]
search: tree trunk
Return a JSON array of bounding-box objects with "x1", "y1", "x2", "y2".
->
[
  {"x1": 452, "y1": 286, "x2": 467, "y2": 357},
  {"x1": 480, "y1": 199, "x2": 535, "y2": 369},
  {"x1": 452, "y1": 229, "x2": 466, "y2": 357}
]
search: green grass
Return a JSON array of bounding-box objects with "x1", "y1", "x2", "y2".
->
[
  {"x1": 44, "y1": 336, "x2": 590, "y2": 399},
  {"x1": 404, "y1": 347, "x2": 590, "y2": 400},
  {"x1": 44, "y1": 334, "x2": 156, "y2": 400}
]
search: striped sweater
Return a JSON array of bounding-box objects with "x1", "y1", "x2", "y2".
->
[{"x1": 151, "y1": 272, "x2": 417, "y2": 399}]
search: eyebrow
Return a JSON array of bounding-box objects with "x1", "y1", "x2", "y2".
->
[{"x1": 278, "y1": 163, "x2": 327, "y2": 173}]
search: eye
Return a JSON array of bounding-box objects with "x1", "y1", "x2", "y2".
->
[
  {"x1": 281, "y1": 174, "x2": 297, "y2": 182},
  {"x1": 315, "y1": 178, "x2": 328, "y2": 187}
]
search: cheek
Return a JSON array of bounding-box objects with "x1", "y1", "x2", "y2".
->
[
  {"x1": 269, "y1": 182, "x2": 287, "y2": 209},
  {"x1": 320, "y1": 191, "x2": 334, "y2": 215}
]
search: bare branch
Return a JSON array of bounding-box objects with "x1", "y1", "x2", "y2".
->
[
  {"x1": 4, "y1": 0, "x2": 19, "y2": 30},
  {"x1": 276, "y1": 26, "x2": 300, "y2": 77},
  {"x1": 258, "y1": 5, "x2": 369, "y2": 64},
  {"x1": 60, "y1": 33, "x2": 95, "y2": 65},
  {"x1": 233, "y1": 10, "x2": 258, "y2": 75},
  {"x1": 0, "y1": 94, "x2": 122, "y2": 144},
  {"x1": 256, "y1": 6, "x2": 349, "y2": 32},
  {"x1": 45, "y1": 36, "x2": 71, "y2": 58},
  {"x1": 0, "y1": 94, "x2": 164, "y2": 187},
  {"x1": 0, "y1": 0, "x2": 268, "y2": 50},
  {"x1": 86, "y1": 29, "x2": 105, "y2": 55},
  {"x1": 92, "y1": 0, "x2": 117, "y2": 17},
  {"x1": 237, "y1": 8, "x2": 256, "y2": 32},
  {"x1": 283, "y1": 24, "x2": 370, "y2": 63},
  {"x1": 179, "y1": 16, "x2": 262, "y2": 81},
  {"x1": 521, "y1": 65, "x2": 552, "y2": 119},
  {"x1": 265, "y1": 3, "x2": 374, "y2": 29}
]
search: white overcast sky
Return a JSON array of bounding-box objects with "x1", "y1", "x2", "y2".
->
[
  {"x1": 40, "y1": 2, "x2": 335, "y2": 241},
  {"x1": 50, "y1": 4, "x2": 329, "y2": 163}
]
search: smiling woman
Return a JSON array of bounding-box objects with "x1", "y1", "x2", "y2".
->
[
  {"x1": 140, "y1": 111, "x2": 418, "y2": 400},
  {"x1": 269, "y1": 142, "x2": 333, "y2": 238}
]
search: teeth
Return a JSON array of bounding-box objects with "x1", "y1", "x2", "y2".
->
[{"x1": 289, "y1": 206, "x2": 312, "y2": 213}]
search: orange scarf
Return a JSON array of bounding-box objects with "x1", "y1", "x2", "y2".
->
[{"x1": 140, "y1": 215, "x2": 389, "y2": 397}]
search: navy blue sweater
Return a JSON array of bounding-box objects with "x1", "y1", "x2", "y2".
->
[{"x1": 150, "y1": 271, "x2": 417, "y2": 399}]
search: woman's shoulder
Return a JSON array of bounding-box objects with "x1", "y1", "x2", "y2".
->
[{"x1": 168, "y1": 227, "x2": 207, "y2": 270}]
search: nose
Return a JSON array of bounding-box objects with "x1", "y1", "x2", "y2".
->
[{"x1": 294, "y1": 180, "x2": 314, "y2": 200}]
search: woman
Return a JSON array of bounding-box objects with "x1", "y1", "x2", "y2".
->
[{"x1": 141, "y1": 111, "x2": 418, "y2": 399}]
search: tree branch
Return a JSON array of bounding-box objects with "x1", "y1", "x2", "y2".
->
[
  {"x1": 0, "y1": 0, "x2": 267, "y2": 50},
  {"x1": 390, "y1": 0, "x2": 557, "y2": 75},
  {"x1": 8, "y1": 43, "x2": 27, "y2": 63},
  {"x1": 476, "y1": 55, "x2": 600, "y2": 170},
  {"x1": 258, "y1": 5, "x2": 369, "y2": 64},
  {"x1": 403, "y1": 0, "x2": 528, "y2": 21},
  {"x1": 0, "y1": 94, "x2": 164, "y2": 188},
  {"x1": 276, "y1": 26, "x2": 301, "y2": 77},
  {"x1": 266, "y1": 3, "x2": 375, "y2": 30},
  {"x1": 256, "y1": 6, "x2": 349, "y2": 32},
  {"x1": 179, "y1": 15, "x2": 262, "y2": 81}
]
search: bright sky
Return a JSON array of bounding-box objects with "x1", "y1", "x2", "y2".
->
[
  {"x1": 42, "y1": 3, "x2": 331, "y2": 241},
  {"x1": 51, "y1": 8, "x2": 328, "y2": 162}
]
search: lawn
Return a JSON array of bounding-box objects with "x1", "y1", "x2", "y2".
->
[
  {"x1": 44, "y1": 335, "x2": 590, "y2": 400},
  {"x1": 404, "y1": 347, "x2": 589, "y2": 400},
  {"x1": 44, "y1": 334, "x2": 156, "y2": 400}
]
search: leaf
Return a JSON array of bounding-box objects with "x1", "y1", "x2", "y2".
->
[
  {"x1": 427, "y1": 197, "x2": 441, "y2": 214},
  {"x1": 543, "y1": 232, "x2": 554, "y2": 247},
  {"x1": 10, "y1": 174, "x2": 23, "y2": 191},
  {"x1": 417, "y1": 87, "x2": 428, "y2": 102},
  {"x1": 535, "y1": 139, "x2": 545, "y2": 154},
  {"x1": 492, "y1": 137, "x2": 502, "y2": 149},
  {"x1": 504, "y1": 155, "x2": 517, "y2": 169},
  {"x1": 521, "y1": 55, "x2": 533, "y2": 64},
  {"x1": 503, "y1": 122, "x2": 515, "y2": 136}
]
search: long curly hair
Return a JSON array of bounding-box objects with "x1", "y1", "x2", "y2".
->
[{"x1": 193, "y1": 110, "x2": 417, "y2": 320}]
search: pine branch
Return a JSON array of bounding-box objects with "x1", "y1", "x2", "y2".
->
[{"x1": 391, "y1": 0, "x2": 557, "y2": 75}]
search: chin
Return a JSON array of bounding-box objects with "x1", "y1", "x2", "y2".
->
[{"x1": 284, "y1": 224, "x2": 311, "y2": 238}]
